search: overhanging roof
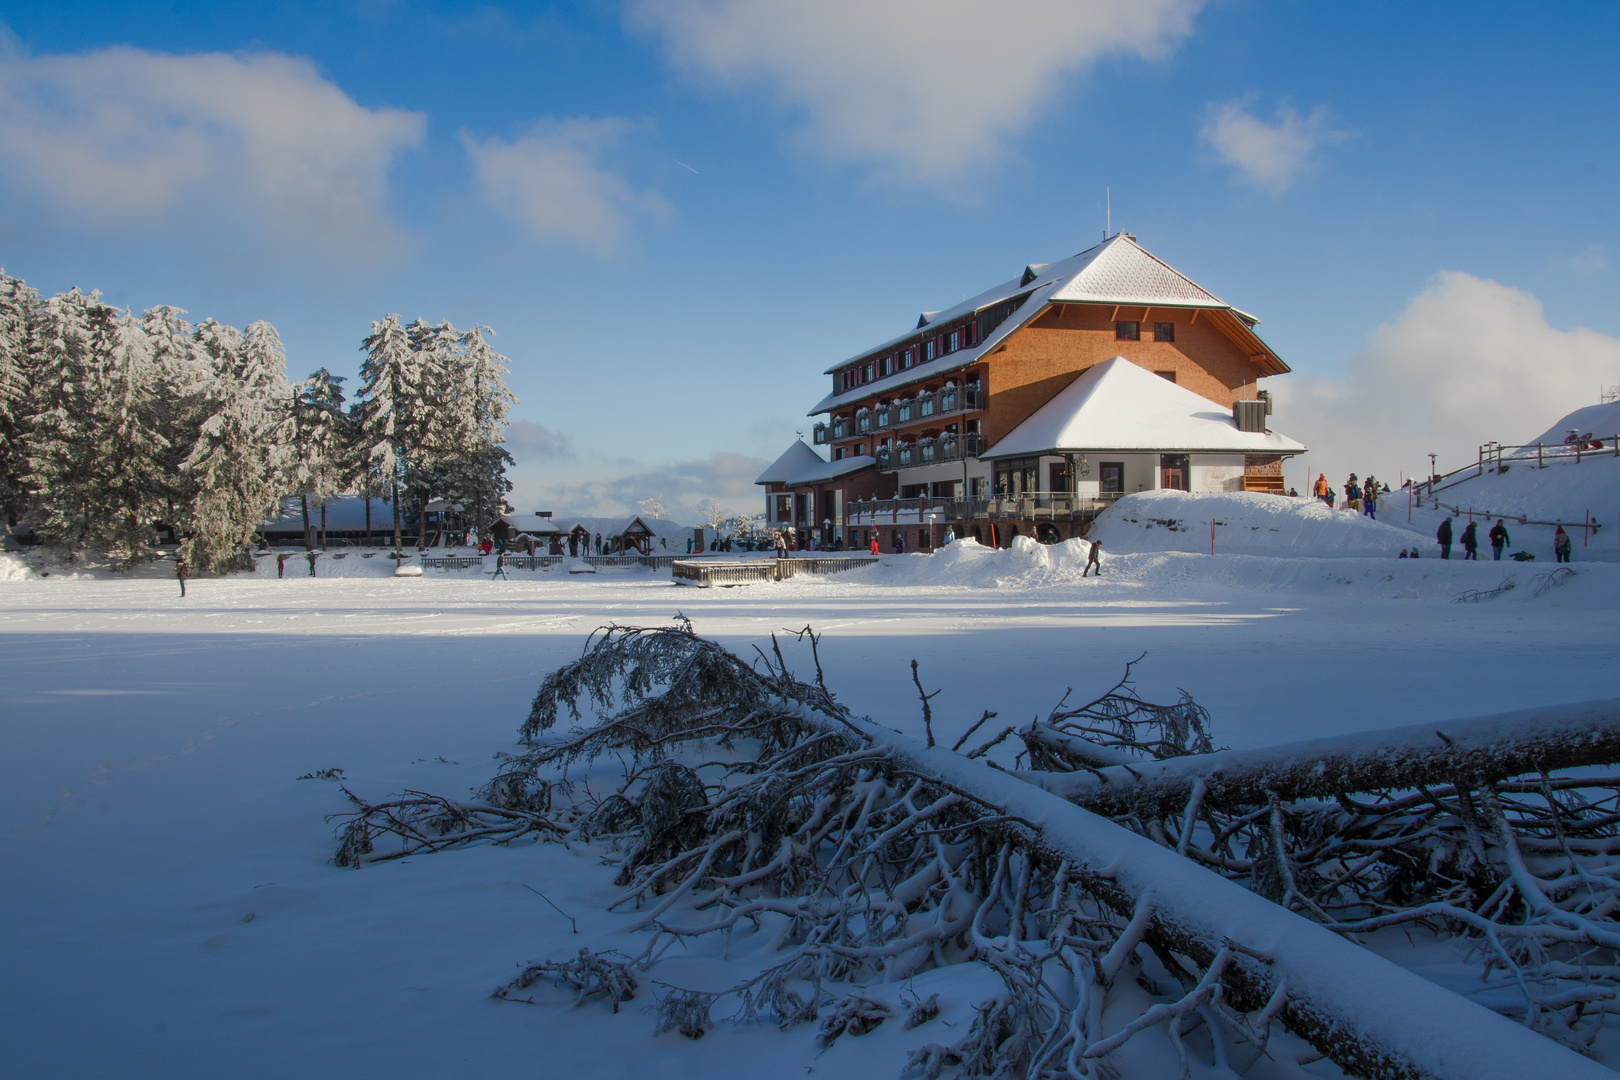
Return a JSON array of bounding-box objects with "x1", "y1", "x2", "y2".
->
[
  {"x1": 755, "y1": 441, "x2": 877, "y2": 487},
  {"x1": 982, "y1": 357, "x2": 1306, "y2": 460},
  {"x1": 810, "y1": 235, "x2": 1287, "y2": 416}
]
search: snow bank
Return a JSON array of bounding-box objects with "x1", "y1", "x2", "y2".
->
[
  {"x1": 0, "y1": 552, "x2": 37, "y2": 580},
  {"x1": 1087, "y1": 490, "x2": 1416, "y2": 557}
]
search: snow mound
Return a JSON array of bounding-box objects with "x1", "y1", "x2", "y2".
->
[
  {"x1": 0, "y1": 552, "x2": 37, "y2": 580},
  {"x1": 1088, "y1": 490, "x2": 1415, "y2": 558}
]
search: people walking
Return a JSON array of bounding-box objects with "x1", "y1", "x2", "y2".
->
[
  {"x1": 1083, "y1": 540, "x2": 1102, "y2": 577},
  {"x1": 1489, "y1": 520, "x2": 1510, "y2": 560},
  {"x1": 491, "y1": 550, "x2": 508, "y2": 580},
  {"x1": 175, "y1": 553, "x2": 189, "y2": 597},
  {"x1": 1437, "y1": 516, "x2": 1454, "y2": 559},
  {"x1": 1555, "y1": 526, "x2": 1573, "y2": 563},
  {"x1": 869, "y1": 533, "x2": 880, "y2": 556},
  {"x1": 1461, "y1": 520, "x2": 1479, "y2": 560},
  {"x1": 277, "y1": 552, "x2": 287, "y2": 579}
]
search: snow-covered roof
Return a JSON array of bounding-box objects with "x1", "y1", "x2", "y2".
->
[
  {"x1": 811, "y1": 234, "x2": 1280, "y2": 416},
  {"x1": 982, "y1": 356, "x2": 1307, "y2": 459},
  {"x1": 500, "y1": 513, "x2": 562, "y2": 536},
  {"x1": 263, "y1": 496, "x2": 392, "y2": 531},
  {"x1": 755, "y1": 441, "x2": 877, "y2": 487}
]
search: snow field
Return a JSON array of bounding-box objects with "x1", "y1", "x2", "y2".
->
[{"x1": 4, "y1": 556, "x2": 1620, "y2": 1077}]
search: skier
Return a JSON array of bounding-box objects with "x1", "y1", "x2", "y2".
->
[
  {"x1": 1555, "y1": 526, "x2": 1573, "y2": 563},
  {"x1": 1083, "y1": 540, "x2": 1102, "y2": 577},
  {"x1": 1436, "y1": 516, "x2": 1454, "y2": 559},
  {"x1": 1460, "y1": 520, "x2": 1479, "y2": 560},
  {"x1": 175, "y1": 553, "x2": 189, "y2": 597},
  {"x1": 1488, "y1": 520, "x2": 1510, "y2": 560}
]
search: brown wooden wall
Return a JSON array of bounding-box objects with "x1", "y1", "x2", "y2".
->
[{"x1": 980, "y1": 303, "x2": 1273, "y2": 447}]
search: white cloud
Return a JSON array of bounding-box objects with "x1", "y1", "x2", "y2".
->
[
  {"x1": 504, "y1": 419, "x2": 576, "y2": 461},
  {"x1": 1279, "y1": 272, "x2": 1620, "y2": 485},
  {"x1": 461, "y1": 118, "x2": 669, "y2": 256},
  {"x1": 0, "y1": 40, "x2": 424, "y2": 265},
  {"x1": 1199, "y1": 97, "x2": 1347, "y2": 193},
  {"x1": 516, "y1": 450, "x2": 768, "y2": 520},
  {"x1": 626, "y1": 0, "x2": 1204, "y2": 186}
]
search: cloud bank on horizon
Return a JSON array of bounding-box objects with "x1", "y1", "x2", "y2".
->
[{"x1": 1280, "y1": 272, "x2": 1620, "y2": 485}]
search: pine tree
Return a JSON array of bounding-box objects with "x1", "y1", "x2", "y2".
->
[
  {"x1": 175, "y1": 318, "x2": 294, "y2": 571},
  {"x1": 23, "y1": 288, "x2": 101, "y2": 558},
  {"x1": 357, "y1": 314, "x2": 422, "y2": 551},
  {"x1": 290, "y1": 367, "x2": 354, "y2": 553},
  {"x1": 446, "y1": 325, "x2": 518, "y2": 542},
  {"x1": 0, "y1": 271, "x2": 40, "y2": 526}
]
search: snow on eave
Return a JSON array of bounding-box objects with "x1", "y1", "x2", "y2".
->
[
  {"x1": 979, "y1": 356, "x2": 1307, "y2": 460},
  {"x1": 756, "y1": 440, "x2": 877, "y2": 487}
]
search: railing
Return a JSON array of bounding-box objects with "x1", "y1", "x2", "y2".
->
[
  {"x1": 875, "y1": 434, "x2": 984, "y2": 472},
  {"x1": 672, "y1": 556, "x2": 880, "y2": 588},
  {"x1": 504, "y1": 555, "x2": 563, "y2": 570},
  {"x1": 421, "y1": 556, "x2": 484, "y2": 570},
  {"x1": 817, "y1": 387, "x2": 986, "y2": 449},
  {"x1": 847, "y1": 491, "x2": 1124, "y2": 523},
  {"x1": 1415, "y1": 434, "x2": 1620, "y2": 501}
]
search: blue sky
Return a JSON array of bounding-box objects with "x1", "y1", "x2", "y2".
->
[{"x1": 2, "y1": 1, "x2": 1617, "y2": 515}]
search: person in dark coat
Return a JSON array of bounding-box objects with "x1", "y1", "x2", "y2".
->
[
  {"x1": 1488, "y1": 520, "x2": 1510, "y2": 560},
  {"x1": 1460, "y1": 520, "x2": 1479, "y2": 560},
  {"x1": 1437, "y1": 516, "x2": 1454, "y2": 559},
  {"x1": 175, "y1": 553, "x2": 189, "y2": 597},
  {"x1": 1083, "y1": 540, "x2": 1102, "y2": 577},
  {"x1": 1555, "y1": 526, "x2": 1573, "y2": 563}
]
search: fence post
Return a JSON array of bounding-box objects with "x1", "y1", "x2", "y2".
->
[
  {"x1": 1210, "y1": 518, "x2": 1215, "y2": 556},
  {"x1": 1538, "y1": 442, "x2": 1543, "y2": 468}
]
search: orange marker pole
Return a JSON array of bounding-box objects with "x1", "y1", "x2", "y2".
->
[{"x1": 1210, "y1": 518, "x2": 1215, "y2": 556}]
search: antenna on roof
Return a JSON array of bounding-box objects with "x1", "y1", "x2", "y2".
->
[{"x1": 1105, "y1": 187, "x2": 1110, "y2": 240}]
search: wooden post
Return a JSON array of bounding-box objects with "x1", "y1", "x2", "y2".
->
[{"x1": 1538, "y1": 442, "x2": 1543, "y2": 468}]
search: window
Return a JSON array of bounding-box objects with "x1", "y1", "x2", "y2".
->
[
  {"x1": 1154, "y1": 322, "x2": 1175, "y2": 342},
  {"x1": 879, "y1": 355, "x2": 892, "y2": 378},
  {"x1": 1100, "y1": 462, "x2": 1124, "y2": 494},
  {"x1": 1154, "y1": 370, "x2": 1177, "y2": 384},
  {"x1": 833, "y1": 447, "x2": 844, "y2": 461},
  {"x1": 947, "y1": 330, "x2": 959, "y2": 352},
  {"x1": 900, "y1": 347, "x2": 912, "y2": 369},
  {"x1": 774, "y1": 494, "x2": 792, "y2": 521},
  {"x1": 925, "y1": 339, "x2": 936, "y2": 361},
  {"x1": 1115, "y1": 321, "x2": 1140, "y2": 341},
  {"x1": 863, "y1": 363, "x2": 874, "y2": 383}
]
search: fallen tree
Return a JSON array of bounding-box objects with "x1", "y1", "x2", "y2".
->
[{"x1": 331, "y1": 622, "x2": 1613, "y2": 1078}]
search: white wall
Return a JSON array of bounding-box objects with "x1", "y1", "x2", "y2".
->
[{"x1": 1192, "y1": 454, "x2": 1246, "y2": 493}]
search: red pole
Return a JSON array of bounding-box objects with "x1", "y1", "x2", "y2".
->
[
  {"x1": 1210, "y1": 518, "x2": 1215, "y2": 555},
  {"x1": 1407, "y1": 485, "x2": 1411, "y2": 522}
]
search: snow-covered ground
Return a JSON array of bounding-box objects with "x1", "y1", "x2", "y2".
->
[{"x1": 4, "y1": 543, "x2": 1619, "y2": 1078}]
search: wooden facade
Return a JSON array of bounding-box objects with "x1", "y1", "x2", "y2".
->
[{"x1": 758, "y1": 235, "x2": 1303, "y2": 550}]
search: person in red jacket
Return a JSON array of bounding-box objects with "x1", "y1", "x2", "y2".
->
[{"x1": 870, "y1": 533, "x2": 880, "y2": 556}]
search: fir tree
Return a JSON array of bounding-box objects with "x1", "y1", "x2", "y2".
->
[
  {"x1": 175, "y1": 318, "x2": 294, "y2": 571},
  {"x1": 0, "y1": 271, "x2": 40, "y2": 526},
  {"x1": 290, "y1": 367, "x2": 354, "y2": 553},
  {"x1": 357, "y1": 313, "x2": 422, "y2": 551}
]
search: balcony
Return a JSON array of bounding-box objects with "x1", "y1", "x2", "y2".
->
[
  {"x1": 875, "y1": 434, "x2": 984, "y2": 472},
  {"x1": 824, "y1": 386, "x2": 983, "y2": 447},
  {"x1": 845, "y1": 490, "x2": 1125, "y2": 525}
]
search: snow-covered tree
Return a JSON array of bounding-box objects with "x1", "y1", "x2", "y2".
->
[
  {"x1": 356, "y1": 313, "x2": 424, "y2": 551},
  {"x1": 26, "y1": 297, "x2": 169, "y2": 565},
  {"x1": 637, "y1": 495, "x2": 667, "y2": 522},
  {"x1": 173, "y1": 318, "x2": 293, "y2": 570},
  {"x1": 0, "y1": 271, "x2": 39, "y2": 525},
  {"x1": 697, "y1": 498, "x2": 729, "y2": 536},
  {"x1": 290, "y1": 367, "x2": 354, "y2": 551},
  {"x1": 448, "y1": 325, "x2": 518, "y2": 542}
]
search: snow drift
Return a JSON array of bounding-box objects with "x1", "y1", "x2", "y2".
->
[{"x1": 1086, "y1": 490, "x2": 1416, "y2": 557}]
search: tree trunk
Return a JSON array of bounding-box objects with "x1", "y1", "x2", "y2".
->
[
  {"x1": 390, "y1": 476, "x2": 401, "y2": 552},
  {"x1": 365, "y1": 498, "x2": 372, "y2": 547},
  {"x1": 319, "y1": 500, "x2": 327, "y2": 549},
  {"x1": 1026, "y1": 698, "x2": 1620, "y2": 819},
  {"x1": 418, "y1": 492, "x2": 428, "y2": 551},
  {"x1": 795, "y1": 705, "x2": 1612, "y2": 1080},
  {"x1": 300, "y1": 494, "x2": 313, "y2": 554}
]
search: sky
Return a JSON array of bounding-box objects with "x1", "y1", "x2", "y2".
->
[{"x1": 1, "y1": 0, "x2": 1617, "y2": 517}]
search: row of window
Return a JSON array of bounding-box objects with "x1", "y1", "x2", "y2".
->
[
  {"x1": 1116, "y1": 320, "x2": 1176, "y2": 342},
  {"x1": 836, "y1": 322, "x2": 980, "y2": 392}
]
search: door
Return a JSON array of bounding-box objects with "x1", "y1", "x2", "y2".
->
[
  {"x1": 1159, "y1": 454, "x2": 1190, "y2": 492},
  {"x1": 1100, "y1": 462, "x2": 1124, "y2": 494}
]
